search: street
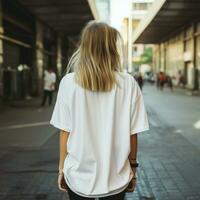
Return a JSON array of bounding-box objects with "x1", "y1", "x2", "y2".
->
[{"x1": 0, "y1": 85, "x2": 200, "y2": 200}]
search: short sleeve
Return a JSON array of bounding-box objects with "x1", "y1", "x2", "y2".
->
[
  {"x1": 130, "y1": 79, "x2": 149, "y2": 135},
  {"x1": 50, "y1": 78, "x2": 71, "y2": 132}
]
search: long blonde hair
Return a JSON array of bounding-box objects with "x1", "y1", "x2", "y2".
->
[{"x1": 67, "y1": 21, "x2": 123, "y2": 92}]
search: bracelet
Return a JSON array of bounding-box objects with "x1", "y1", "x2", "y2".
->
[
  {"x1": 130, "y1": 162, "x2": 139, "y2": 168},
  {"x1": 58, "y1": 172, "x2": 63, "y2": 175}
]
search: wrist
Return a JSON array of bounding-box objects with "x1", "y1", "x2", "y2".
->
[
  {"x1": 58, "y1": 171, "x2": 63, "y2": 176},
  {"x1": 130, "y1": 161, "x2": 139, "y2": 168}
]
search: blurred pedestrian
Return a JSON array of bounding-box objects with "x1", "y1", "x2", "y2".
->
[
  {"x1": 159, "y1": 72, "x2": 166, "y2": 90},
  {"x1": 136, "y1": 72, "x2": 144, "y2": 90},
  {"x1": 41, "y1": 68, "x2": 56, "y2": 106},
  {"x1": 166, "y1": 74, "x2": 173, "y2": 92},
  {"x1": 50, "y1": 21, "x2": 149, "y2": 200},
  {"x1": 178, "y1": 70, "x2": 185, "y2": 88}
]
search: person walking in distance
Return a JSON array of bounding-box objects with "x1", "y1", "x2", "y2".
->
[
  {"x1": 136, "y1": 72, "x2": 144, "y2": 90},
  {"x1": 159, "y1": 71, "x2": 165, "y2": 90},
  {"x1": 166, "y1": 74, "x2": 173, "y2": 92},
  {"x1": 41, "y1": 68, "x2": 56, "y2": 106},
  {"x1": 50, "y1": 21, "x2": 149, "y2": 200}
]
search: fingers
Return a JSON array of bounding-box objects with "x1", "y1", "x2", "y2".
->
[
  {"x1": 58, "y1": 174, "x2": 68, "y2": 192},
  {"x1": 126, "y1": 178, "x2": 136, "y2": 192},
  {"x1": 58, "y1": 183, "x2": 67, "y2": 192},
  {"x1": 126, "y1": 184, "x2": 135, "y2": 192}
]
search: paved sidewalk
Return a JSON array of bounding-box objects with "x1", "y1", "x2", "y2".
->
[
  {"x1": 0, "y1": 97, "x2": 66, "y2": 200},
  {"x1": 154, "y1": 83, "x2": 200, "y2": 97}
]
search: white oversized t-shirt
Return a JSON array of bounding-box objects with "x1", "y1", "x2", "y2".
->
[{"x1": 50, "y1": 72, "x2": 149, "y2": 198}]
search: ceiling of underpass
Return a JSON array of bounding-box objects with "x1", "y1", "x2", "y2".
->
[
  {"x1": 17, "y1": 0, "x2": 96, "y2": 35},
  {"x1": 133, "y1": 0, "x2": 200, "y2": 44}
]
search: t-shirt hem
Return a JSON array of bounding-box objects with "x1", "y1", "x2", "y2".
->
[
  {"x1": 130, "y1": 126, "x2": 149, "y2": 135},
  {"x1": 50, "y1": 121, "x2": 71, "y2": 132},
  {"x1": 64, "y1": 176, "x2": 129, "y2": 198}
]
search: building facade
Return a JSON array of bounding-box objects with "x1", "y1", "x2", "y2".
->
[
  {"x1": 0, "y1": 0, "x2": 97, "y2": 100},
  {"x1": 154, "y1": 23, "x2": 200, "y2": 89},
  {"x1": 132, "y1": 0, "x2": 154, "y2": 69},
  {"x1": 121, "y1": 0, "x2": 155, "y2": 72}
]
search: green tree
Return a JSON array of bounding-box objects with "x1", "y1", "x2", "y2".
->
[{"x1": 140, "y1": 47, "x2": 152, "y2": 64}]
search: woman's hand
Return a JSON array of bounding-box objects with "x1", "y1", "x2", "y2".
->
[
  {"x1": 126, "y1": 168, "x2": 136, "y2": 192},
  {"x1": 58, "y1": 173, "x2": 68, "y2": 192},
  {"x1": 125, "y1": 177, "x2": 136, "y2": 192},
  {"x1": 58, "y1": 131, "x2": 69, "y2": 192}
]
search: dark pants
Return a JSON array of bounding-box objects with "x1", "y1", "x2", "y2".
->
[
  {"x1": 67, "y1": 186, "x2": 126, "y2": 200},
  {"x1": 41, "y1": 90, "x2": 53, "y2": 106}
]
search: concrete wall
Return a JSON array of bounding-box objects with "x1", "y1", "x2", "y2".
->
[
  {"x1": 0, "y1": 0, "x2": 3, "y2": 96},
  {"x1": 166, "y1": 34, "x2": 184, "y2": 77}
]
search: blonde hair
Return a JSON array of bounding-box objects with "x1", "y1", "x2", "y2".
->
[{"x1": 67, "y1": 21, "x2": 124, "y2": 92}]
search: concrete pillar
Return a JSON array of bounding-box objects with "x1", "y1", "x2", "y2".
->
[
  {"x1": 183, "y1": 28, "x2": 187, "y2": 84},
  {"x1": 33, "y1": 21, "x2": 44, "y2": 96},
  {"x1": 192, "y1": 23, "x2": 199, "y2": 90},
  {"x1": 56, "y1": 36, "x2": 62, "y2": 78},
  {"x1": 128, "y1": 16, "x2": 132, "y2": 73},
  {"x1": 164, "y1": 43, "x2": 167, "y2": 73},
  {"x1": 160, "y1": 43, "x2": 165, "y2": 72},
  {"x1": 154, "y1": 45, "x2": 159, "y2": 73},
  {"x1": 158, "y1": 44, "x2": 161, "y2": 72},
  {"x1": 0, "y1": 0, "x2": 3, "y2": 96},
  {"x1": 0, "y1": 0, "x2": 3, "y2": 64}
]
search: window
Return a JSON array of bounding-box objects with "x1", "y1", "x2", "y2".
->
[{"x1": 132, "y1": 3, "x2": 151, "y2": 11}]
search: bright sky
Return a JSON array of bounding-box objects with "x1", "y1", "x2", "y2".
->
[{"x1": 110, "y1": 0, "x2": 130, "y2": 31}]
